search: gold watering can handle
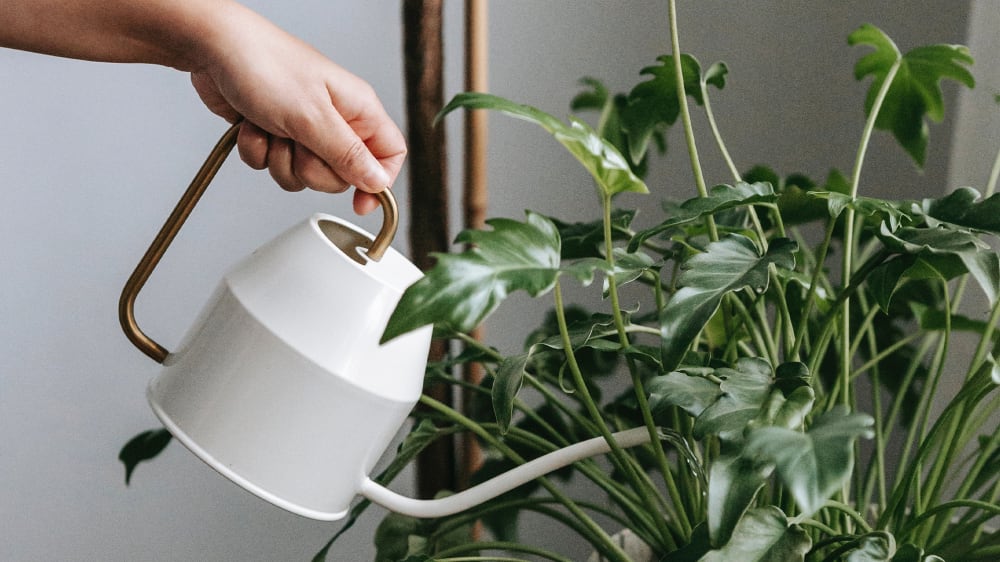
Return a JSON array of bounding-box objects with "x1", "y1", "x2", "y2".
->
[{"x1": 119, "y1": 121, "x2": 399, "y2": 363}]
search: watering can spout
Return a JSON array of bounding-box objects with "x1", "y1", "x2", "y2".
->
[{"x1": 358, "y1": 427, "x2": 653, "y2": 519}]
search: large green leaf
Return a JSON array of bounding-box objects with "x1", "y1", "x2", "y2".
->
[
  {"x1": 647, "y1": 369, "x2": 721, "y2": 420},
  {"x1": 845, "y1": 532, "x2": 896, "y2": 562},
  {"x1": 437, "y1": 92, "x2": 648, "y2": 197},
  {"x1": 571, "y1": 78, "x2": 658, "y2": 178},
  {"x1": 878, "y1": 223, "x2": 1000, "y2": 304},
  {"x1": 743, "y1": 407, "x2": 874, "y2": 517},
  {"x1": 810, "y1": 192, "x2": 909, "y2": 230},
  {"x1": 660, "y1": 235, "x2": 797, "y2": 371},
  {"x1": 700, "y1": 507, "x2": 811, "y2": 562},
  {"x1": 707, "y1": 455, "x2": 770, "y2": 547},
  {"x1": 694, "y1": 357, "x2": 775, "y2": 441},
  {"x1": 551, "y1": 209, "x2": 636, "y2": 260},
  {"x1": 621, "y1": 54, "x2": 707, "y2": 162},
  {"x1": 382, "y1": 212, "x2": 562, "y2": 343},
  {"x1": 629, "y1": 182, "x2": 777, "y2": 252},
  {"x1": 920, "y1": 186, "x2": 1000, "y2": 234},
  {"x1": 842, "y1": 532, "x2": 944, "y2": 562},
  {"x1": 850, "y1": 24, "x2": 974, "y2": 167}
]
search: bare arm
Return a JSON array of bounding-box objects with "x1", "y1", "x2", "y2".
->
[{"x1": 0, "y1": 0, "x2": 404, "y2": 214}]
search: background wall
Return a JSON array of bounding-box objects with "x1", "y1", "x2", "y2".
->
[{"x1": 0, "y1": 1, "x2": 983, "y2": 561}]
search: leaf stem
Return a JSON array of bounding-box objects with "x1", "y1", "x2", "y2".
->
[
  {"x1": 701, "y1": 79, "x2": 740, "y2": 184},
  {"x1": 553, "y1": 280, "x2": 677, "y2": 551},
  {"x1": 667, "y1": 0, "x2": 717, "y2": 240},
  {"x1": 839, "y1": 53, "x2": 901, "y2": 414},
  {"x1": 418, "y1": 393, "x2": 632, "y2": 562},
  {"x1": 434, "y1": 542, "x2": 573, "y2": 562},
  {"x1": 601, "y1": 194, "x2": 694, "y2": 539},
  {"x1": 986, "y1": 137, "x2": 1000, "y2": 197}
]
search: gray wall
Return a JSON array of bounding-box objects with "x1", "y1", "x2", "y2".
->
[{"x1": 0, "y1": 1, "x2": 980, "y2": 561}]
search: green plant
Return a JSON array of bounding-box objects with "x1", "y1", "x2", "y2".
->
[{"x1": 355, "y1": 9, "x2": 1000, "y2": 562}]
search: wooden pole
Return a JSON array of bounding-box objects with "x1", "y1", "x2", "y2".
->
[
  {"x1": 402, "y1": 0, "x2": 455, "y2": 500},
  {"x1": 459, "y1": 0, "x2": 489, "y2": 491}
]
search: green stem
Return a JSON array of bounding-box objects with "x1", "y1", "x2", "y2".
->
[
  {"x1": 668, "y1": 0, "x2": 717, "y2": 240},
  {"x1": 601, "y1": 193, "x2": 693, "y2": 540},
  {"x1": 553, "y1": 280, "x2": 676, "y2": 552},
  {"x1": 822, "y1": 500, "x2": 873, "y2": 533},
  {"x1": 499, "y1": 425, "x2": 667, "y2": 542},
  {"x1": 418, "y1": 394, "x2": 632, "y2": 562},
  {"x1": 966, "y1": 295, "x2": 1000, "y2": 381},
  {"x1": 435, "y1": 556, "x2": 529, "y2": 562},
  {"x1": 769, "y1": 264, "x2": 796, "y2": 358},
  {"x1": 791, "y1": 217, "x2": 837, "y2": 360},
  {"x1": 880, "y1": 367, "x2": 996, "y2": 530},
  {"x1": 898, "y1": 500, "x2": 1000, "y2": 541},
  {"x1": 434, "y1": 542, "x2": 573, "y2": 562},
  {"x1": 986, "y1": 137, "x2": 1000, "y2": 197},
  {"x1": 702, "y1": 79, "x2": 740, "y2": 183}
]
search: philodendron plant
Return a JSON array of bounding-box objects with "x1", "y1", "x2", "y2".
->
[{"x1": 332, "y1": 15, "x2": 1000, "y2": 562}]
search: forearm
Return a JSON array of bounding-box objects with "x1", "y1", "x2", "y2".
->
[{"x1": 0, "y1": 0, "x2": 241, "y2": 71}]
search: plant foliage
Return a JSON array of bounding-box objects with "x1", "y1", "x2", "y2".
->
[{"x1": 347, "y1": 19, "x2": 1000, "y2": 562}]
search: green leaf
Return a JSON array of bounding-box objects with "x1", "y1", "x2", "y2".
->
[
  {"x1": 662, "y1": 523, "x2": 712, "y2": 562},
  {"x1": 119, "y1": 428, "x2": 171, "y2": 485},
  {"x1": 492, "y1": 314, "x2": 622, "y2": 431},
  {"x1": 570, "y1": 76, "x2": 610, "y2": 113},
  {"x1": 845, "y1": 532, "x2": 895, "y2": 562},
  {"x1": 493, "y1": 354, "x2": 529, "y2": 434},
  {"x1": 704, "y1": 62, "x2": 729, "y2": 90},
  {"x1": 920, "y1": 186, "x2": 1000, "y2": 234},
  {"x1": 707, "y1": 455, "x2": 770, "y2": 546},
  {"x1": 660, "y1": 235, "x2": 797, "y2": 371},
  {"x1": 647, "y1": 369, "x2": 721, "y2": 420},
  {"x1": 850, "y1": 24, "x2": 974, "y2": 167},
  {"x1": 694, "y1": 357, "x2": 775, "y2": 441},
  {"x1": 374, "y1": 512, "x2": 421, "y2": 562},
  {"x1": 810, "y1": 192, "x2": 909, "y2": 230},
  {"x1": 551, "y1": 209, "x2": 636, "y2": 260},
  {"x1": 438, "y1": 92, "x2": 648, "y2": 197},
  {"x1": 700, "y1": 507, "x2": 811, "y2": 562},
  {"x1": 879, "y1": 223, "x2": 1000, "y2": 304},
  {"x1": 629, "y1": 182, "x2": 777, "y2": 252},
  {"x1": 752, "y1": 385, "x2": 815, "y2": 432},
  {"x1": 604, "y1": 248, "x2": 657, "y2": 296},
  {"x1": 844, "y1": 533, "x2": 943, "y2": 562},
  {"x1": 892, "y1": 543, "x2": 944, "y2": 562},
  {"x1": 382, "y1": 212, "x2": 561, "y2": 342},
  {"x1": 743, "y1": 407, "x2": 874, "y2": 517},
  {"x1": 622, "y1": 54, "x2": 704, "y2": 162}
]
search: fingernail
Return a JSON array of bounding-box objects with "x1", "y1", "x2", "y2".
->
[{"x1": 361, "y1": 162, "x2": 391, "y2": 192}]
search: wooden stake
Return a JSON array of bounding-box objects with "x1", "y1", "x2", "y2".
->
[
  {"x1": 459, "y1": 0, "x2": 489, "y2": 492},
  {"x1": 402, "y1": 0, "x2": 455, "y2": 500}
]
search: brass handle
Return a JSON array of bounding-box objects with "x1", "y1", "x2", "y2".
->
[{"x1": 119, "y1": 121, "x2": 398, "y2": 363}]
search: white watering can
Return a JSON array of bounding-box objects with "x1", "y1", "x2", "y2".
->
[{"x1": 119, "y1": 123, "x2": 653, "y2": 521}]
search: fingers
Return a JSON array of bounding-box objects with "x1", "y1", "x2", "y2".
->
[
  {"x1": 353, "y1": 190, "x2": 381, "y2": 216},
  {"x1": 289, "y1": 102, "x2": 392, "y2": 194},
  {"x1": 238, "y1": 122, "x2": 351, "y2": 194}
]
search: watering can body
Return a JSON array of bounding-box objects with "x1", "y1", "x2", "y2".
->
[{"x1": 147, "y1": 214, "x2": 430, "y2": 520}]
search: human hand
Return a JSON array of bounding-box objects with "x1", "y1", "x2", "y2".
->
[{"x1": 188, "y1": 3, "x2": 405, "y2": 214}]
